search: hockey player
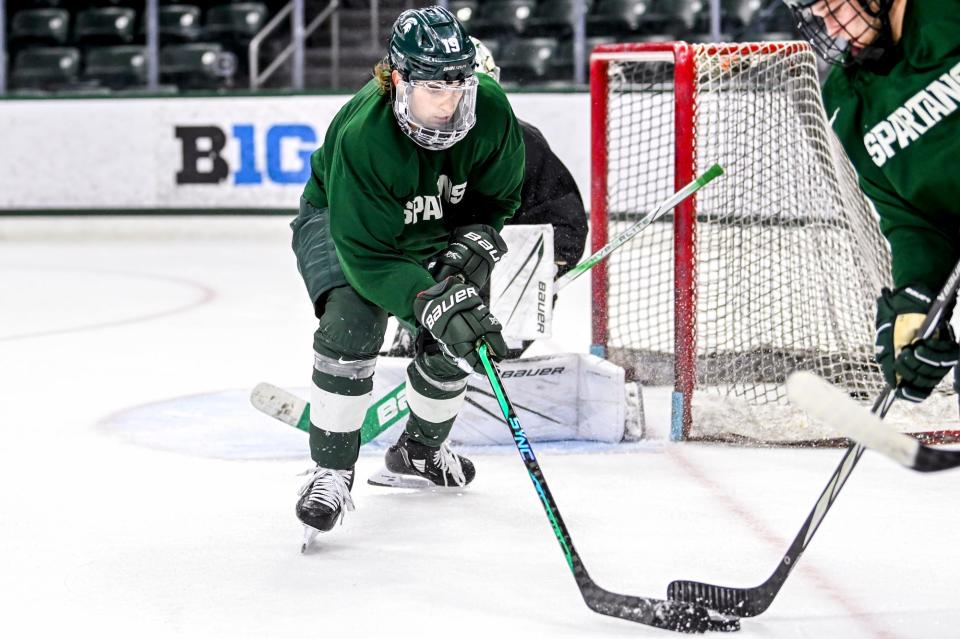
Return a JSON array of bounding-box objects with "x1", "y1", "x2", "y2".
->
[
  {"x1": 784, "y1": 0, "x2": 960, "y2": 402},
  {"x1": 386, "y1": 37, "x2": 588, "y2": 358},
  {"x1": 289, "y1": 6, "x2": 524, "y2": 541}
]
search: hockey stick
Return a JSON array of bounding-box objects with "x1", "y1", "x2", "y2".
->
[
  {"x1": 666, "y1": 256, "x2": 960, "y2": 616},
  {"x1": 252, "y1": 164, "x2": 725, "y2": 443},
  {"x1": 476, "y1": 343, "x2": 740, "y2": 634},
  {"x1": 786, "y1": 371, "x2": 960, "y2": 472}
]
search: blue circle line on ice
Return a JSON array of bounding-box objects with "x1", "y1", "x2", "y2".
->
[
  {"x1": 0, "y1": 265, "x2": 216, "y2": 342},
  {"x1": 95, "y1": 387, "x2": 661, "y2": 461}
]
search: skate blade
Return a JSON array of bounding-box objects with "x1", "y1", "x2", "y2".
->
[
  {"x1": 367, "y1": 467, "x2": 434, "y2": 489},
  {"x1": 301, "y1": 526, "x2": 320, "y2": 554}
]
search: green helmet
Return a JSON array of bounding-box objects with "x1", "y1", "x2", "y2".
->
[
  {"x1": 388, "y1": 6, "x2": 476, "y2": 82},
  {"x1": 388, "y1": 6, "x2": 479, "y2": 151}
]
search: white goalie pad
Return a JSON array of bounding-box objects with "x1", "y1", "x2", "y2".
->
[
  {"x1": 492, "y1": 224, "x2": 556, "y2": 341},
  {"x1": 370, "y1": 353, "x2": 641, "y2": 445}
]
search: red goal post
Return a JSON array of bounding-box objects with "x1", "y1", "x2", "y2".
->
[{"x1": 589, "y1": 41, "x2": 960, "y2": 444}]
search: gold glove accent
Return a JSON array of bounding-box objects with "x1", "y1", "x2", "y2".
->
[{"x1": 893, "y1": 312, "x2": 926, "y2": 357}]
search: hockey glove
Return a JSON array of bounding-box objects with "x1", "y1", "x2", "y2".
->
[
  {"x1": 876, "y1": 285, "x2": 959, "y2": 403},
  {"x1": 413, "y1": 277, "x2": 508, "y2": 374},
  {"x1": 432, "y1": 224, "x2": 507, "y2": 289}
]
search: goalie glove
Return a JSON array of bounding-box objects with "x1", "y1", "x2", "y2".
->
[
  {"x1": 413, "y1": 277, "x2": 507, "y2": 374},
  {"x1": 432, "y1": 224, "x2": 507, "y2": 288},
  {"x1": 875, "y1": 285, "x2": 959, "y2": 402}
]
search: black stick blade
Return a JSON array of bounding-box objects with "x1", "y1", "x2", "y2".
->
[
  {"x1": 583, "y1": 586, "x2": 741, "y2": 633},
  {"x1": 667, "y1": 580, "x2": 771, "y2": 618},
  {"x1": 915, "y1": 446, "x2": 960, "y2": 472}
]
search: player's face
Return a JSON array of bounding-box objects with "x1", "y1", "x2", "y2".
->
[
  {"x1": 408, "y1": 81, "x2": 467, "y2": 129},
  {"x1": 809, "y1": 0, "x2": 881, "y2": 48}
]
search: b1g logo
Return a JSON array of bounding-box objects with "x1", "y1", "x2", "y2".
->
[{"x1": 174, "y1": 124, "x2": 316, "y2": 185}]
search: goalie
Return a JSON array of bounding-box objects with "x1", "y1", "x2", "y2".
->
[
  {"x1": 785, "y1": 0, "x2": 960, "y2": 402},
  {"x1": 289, "y1": 6, "x2": 524, "y2": 540}
]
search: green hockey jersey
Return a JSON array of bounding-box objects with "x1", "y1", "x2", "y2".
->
[
  {"x1": 822, "y1": 0, "x2": 960, "y2": 292},
  {"x1": 302, "y1": 73, "x2": 524, "y2": 324}
]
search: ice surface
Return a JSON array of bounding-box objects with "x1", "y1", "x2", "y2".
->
[{"x1": 2, "y1": 217, "x2": 959, "y2": 638}]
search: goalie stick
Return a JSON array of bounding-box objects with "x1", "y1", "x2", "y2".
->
[
  {"x1": 476, "y1": 343, "x2": 740, "y2": 634},
  {"x1": 667, "y1": 255, "x2": 960, "y2": 616},
  {"x1": 252, "y1": 164, "x2": 724, "y2": 444}
]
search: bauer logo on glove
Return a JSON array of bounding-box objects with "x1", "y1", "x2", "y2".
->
[
  {"x1": 413, "y1": 277, "x2": 507, "y2": 374},
  {"x1": 420, "y1": 284, "x2": 479, "y2": 330}
]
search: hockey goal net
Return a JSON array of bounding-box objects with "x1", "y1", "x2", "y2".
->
[{"x1": 590, "y1": 41, "x2": 959, "y2": 444}]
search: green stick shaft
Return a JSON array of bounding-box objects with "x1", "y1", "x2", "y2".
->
[{"x1": 554, "y1": 163, "x2": 723, "y2": 291}]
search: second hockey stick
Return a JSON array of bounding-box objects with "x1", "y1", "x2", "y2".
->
[
  {"x1": 666, "y1": 255, "x2": 960, "y2": 616},
  {"x1": 252, "y1": 164, "x2": 725, "y2": 443},
  {"x1": 476, "y1": 342, "x2": 740, "y2": 634}
]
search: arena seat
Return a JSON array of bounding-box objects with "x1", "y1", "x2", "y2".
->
[
  {"x1": 160, "y1": 41, "x2": 237, "y2": 89},
  {"x1": 75, "y1": 6, "x2": 138, "y2": 45},
  {"x1": 84, "y1": 45, "x2": 147, "y2": 88},
  {"x1": 497, "y1": 36, "x2": 558, "y2": 84},
  {"x1": 205, "y1": 2, "x2": 269, "y2": 44},
  {"x1": 448, "y1": 0, "x2": 479, "y2": 32},
  {"x1": 587, "y1": 0, "x2": 651, "y2": 36},
  {"x1": 467, "y1": 0, "x2": 537, "y2": 38},
  {"x1": 11, "y1": 46, "x2": 81, "y2": 89},
  {"x1": 525, "y1": 0, "x2": 593, "y2": 38},
  {"x1": 9, "y1": 8, "x2": 70, "y2": 47},
  {"x1": 150, "y1": 4, "x2": 204, "y2": 43}
]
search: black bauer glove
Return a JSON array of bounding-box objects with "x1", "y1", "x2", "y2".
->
[
  {"x1": 432, "y1": 224, "x2": 507, "y2": 289},
  {"x1": 413, "y1": 277, "x2": 508, "y2": 374},
  {"x1": 875, "y1": 285, "x2": 960, "y2": 403}
]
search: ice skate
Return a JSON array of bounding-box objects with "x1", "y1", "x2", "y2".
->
[
  {"x1": 296, "y1": 465, "x2": 355, "y2": 552},
  {"x1": 368, "y1": 432, "x2": 475, "y2": 489}
]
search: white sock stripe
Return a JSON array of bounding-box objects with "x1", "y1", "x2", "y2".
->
[
  {"x1": 405, "y1": 368, "x2": 467, "y2": 424},
  {"x1": 313, "y1": 350, "x2": 377, "y2": 379},
  {"x1": 875, "y1": 322, "x2": 892, "y2": 338},
  {"x1": 310, "y1": 383, "x2": 372, "y2": 432}
]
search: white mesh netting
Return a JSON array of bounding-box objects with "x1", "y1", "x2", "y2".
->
[{"x1": 598, "y1": 42, "x2": 959, "y2": 443}]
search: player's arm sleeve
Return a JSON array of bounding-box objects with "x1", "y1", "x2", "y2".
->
[
  {"x1": 327, "y1": 140, "x2": 435, "y2": 325},
  {"x1": 864, "y1": 174, "x2": 960, "y2": 291},
  {"x1": 509, "y1": 122, "x2": 587, "y2": 276},
  {"x1": 463, "y1": 104, "x2": 525, "y2": 231}
]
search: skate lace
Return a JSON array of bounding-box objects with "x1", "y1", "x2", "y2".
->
[
  {"x1": 433, "y1": 443, "x2": 466, "y2": 487},
  {"x1": 299, "y1": 467, "x2": 355, "y2": 518}
]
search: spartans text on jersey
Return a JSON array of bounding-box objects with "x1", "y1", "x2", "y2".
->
[
  {"x1": 863, "y1": 60, "x2": 960, "y2": 167},
  {"x1": 403, "y1": 175, "x2": 467, "y2": 224}
]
